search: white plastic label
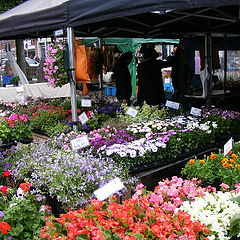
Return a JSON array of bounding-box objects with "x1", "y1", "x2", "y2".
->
[
  {"x1": 224, "y1": 137, "x2": 233, "y2": 156},
  {"x1": 165, "y1": 100, "x2": 180, "y2": 110},
  {"x1": 190, "y1": 107, "x2": 202, "y2": 117},
  {"x1": 71, "y1": 135, "x2": 90, "y2": 151},
  {"x1": 93, "y1": 177, "x2": 125, "y2": 201},
  {"x1": 16, "y1": 86, "x2": 24, "y2": 93},
  {"x1": 78, "y1": 112, "x2": 88, "y2": 124},
  {"x1": 81, "y1": 99, "x2": 92, "y2": 107},
  {"x1": 126, "y1": 107, "x2": 138, "y2": 118},
  {"x1": 54, "y1": 29, "x2": 64, "y2": 37}
]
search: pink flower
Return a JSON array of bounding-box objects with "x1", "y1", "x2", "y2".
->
[
  {"x1": 9, "y1": 113, "x2": 18, "y2": 121},
  {"x1": 220, "y1": 183, "x2": 230, "y2": 190},
  {"x1": 63, "y1": 145, "x2": 70, "y2": 150},
  {"x1": 19, "y1": 114, "x2": 28, "y2": 121},
  {"x1": 9, "y1": 124, "x2": 15, "y2": 128}
]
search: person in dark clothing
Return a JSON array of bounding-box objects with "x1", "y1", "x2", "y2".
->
[
  {"x1": 137, "y1": 48, "x2": 171, "y2": 106},
  {"x1": 167, "y1": 44, "x2": 194, "y2": 100},
  {"x1": 112, "y1": 52, "x2": 133, "y2": 105}
]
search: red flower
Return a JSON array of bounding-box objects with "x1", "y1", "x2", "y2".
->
[
  {"x1": 7, "y1": 119, "x2": 13, "y2": 124},
  {"x1": 20, "y1": 182, "x2": 31, "y2": 191},
  {"x1": 0, "y1": 221, "x2": 11, "y2": 235},
  {"x1": 0, "y1": 186, "x2": 8, "y2": 194},
  {"x1": 1, "y1": 170, "x2": 11, "y2": 177},
  {"x1": 32, "y1": 112, "x2": 38, "y2": 116}
]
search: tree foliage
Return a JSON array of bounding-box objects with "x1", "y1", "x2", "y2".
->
[{"x1": 0, "y1": 0, "x2": 27, "y2": 12}]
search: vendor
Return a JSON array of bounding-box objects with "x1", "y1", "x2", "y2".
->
[{"x1": 2, "y1": 61, "x2": 14, "y2": 87}]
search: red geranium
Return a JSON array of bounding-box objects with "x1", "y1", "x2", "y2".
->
[
  {"x1": 1, "y1": 170, "x2": 11, "y2": 177},
  {"x1": 0, "y1": 221, "x2": 11, "y2": 235},
  {"x1": 0, "y1": 186, "x2": 8, "y2": 194}
]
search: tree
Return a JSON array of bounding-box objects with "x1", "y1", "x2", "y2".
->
[
  {"x1": 0, "y1": 0, "x2": 28, "y2": 75},
  {"x1": 0, "y1": 0, "x2": 27, "y2": 12}
]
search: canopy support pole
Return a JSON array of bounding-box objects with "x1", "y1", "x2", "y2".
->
[
  {"x1": 206, "y1": 32, "x2": 212, "y2": 108},
  {"x1": 223, "y1": 34, "x2": 227, "y2": 108},
  {"x1": 67, "y1": 27, "x2": 78, "y2": 132},
  {"x1": 98, "y1": 38, "x2": 104, "y2": 100}
]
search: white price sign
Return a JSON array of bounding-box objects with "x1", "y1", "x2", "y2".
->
[
  {"x1": 126, "y1": 107, "x2": 138, "y2": 118},
  {"x1": 224, "y1": 137, "x2": 233, "y2": 156},
  {"x1": 78, "y1": 112, "x2": 88, "y2": 124},
  {"x1": 81, "y1": 99, "x2": 92, "y2": 107},
  {"x1": 71, "y1": 135, "x2": 90, "y2": 151},
  {"x1": 94, "y1": 177, "x2": 125, "y2": 201},
  {"x1": 190, "y1": 107, "x2": 202, "y2": 117},
  {"x1": 165, "y1": 100, "x2": 180, "y2": 110},
  {"x1": 16, "y1": 86, "x2": 24, "y2": 93}
]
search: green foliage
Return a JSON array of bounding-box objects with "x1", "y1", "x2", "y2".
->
[
  {"x1": 44, "y1": 122, "x2": 71, "y2": 137},
  {"x1": 230, "y1": 213, "x2": 240, "y2": 237},
  {"x1": 10, "y1": 76, "x2": 20, "y2": 85}
]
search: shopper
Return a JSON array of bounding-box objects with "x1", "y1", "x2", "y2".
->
[
  {"x1": 2, "y1": 61, "x2": 14, "y2": 87},
  {"x1": 112, "y1": 52, "x2": 133, "y2": 105},
  {"x1": 167, "y1": 44, "x2": 194, "y2": 100},
  {"x1": 137, "y1": 48, "x2": 170, "y2": 106}
]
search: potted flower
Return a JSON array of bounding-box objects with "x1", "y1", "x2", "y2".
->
[{"x1": 43, "y1": 40, "x2": 68, "y2": 88}]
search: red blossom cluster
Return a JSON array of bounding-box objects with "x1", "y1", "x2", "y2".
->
[
  {"x1": 40, "y1": 177, "x2": 213, "y2": 240},
  {"x1": 0, "y1": 221, "x2": 11, "y2": 235}
]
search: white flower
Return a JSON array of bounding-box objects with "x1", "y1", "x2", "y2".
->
[{"x1": 177, "y1": 191, "x2": 240, "y2": 240}]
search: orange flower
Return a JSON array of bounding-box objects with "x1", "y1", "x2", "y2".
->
[
  {"x1": 229, "y1": 158, "x2": 236, "y2": 164},
  {"x1": 228, "y1": 164, "x2": 234, "y2": 168},
  {"x1": 231, "y1": 153, "x2": 237, "y2": 159},
  {"x1": 222, "y1": 162, "x2": 229, "y2": 168},
  {"x1": 199, "y1": 160, "x2": 205, "y2": 164},
  {"x1": 209, "y1": 154, "x2": 216, "y2": 160},
  {"x1": 188, "y1": 159, "x2": 195, "y2": 165},
  {"x1": 237, "y1": 164, "x2": 240, "y2": 169},
  {"x1": 221, "y1": 158, "x2": 228, "y2": 164},
  {"x1": 20, "y1": 182, "x2": 31, "y2": 191}
]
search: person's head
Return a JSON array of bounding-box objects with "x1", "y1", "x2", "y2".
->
[
  {"x1": 117, "y1": 52, "x2": 133, "y2": 66},
  {"x1": 6, "y1": 69, "x2": 14, "y2": 76},
  {"x1": 143, "y1": 48, "x2": 159, "y2": 60}
]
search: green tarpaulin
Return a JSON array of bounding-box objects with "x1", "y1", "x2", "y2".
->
[{"x1": 82, "y1": 38, "x2": 179, "y2": 96}]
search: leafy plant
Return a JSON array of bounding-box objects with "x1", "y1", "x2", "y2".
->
[{"x1": 10, "y1": 76, "x2": 20, "y2": 85}]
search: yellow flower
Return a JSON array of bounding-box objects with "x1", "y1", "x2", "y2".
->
[
  {"x1": 199, "y1": 160, "x2": 205, "y2": 164},
  {"x1": 228, "y1": 164, "x2": 234, "y2": 168},
  {"x1": 188, "y1": 159, "x2": 195, "y2": 165},
  {"x1": 237, "y1": 164, "x2": 240, "y2": 169}
]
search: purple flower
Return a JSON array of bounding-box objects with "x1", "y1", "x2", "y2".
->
[{"x1": 0, "y1": 211, "x2": 4, "y2": 218}]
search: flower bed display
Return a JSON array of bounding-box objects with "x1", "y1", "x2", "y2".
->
[
  {"x1": 3, "y1": 141, "x2": 136, "y2": 211},
  {"x1": 0, "y1": 176, "x2": 50, "y2": 240},
  {"x1": 177, "y1": 191, "x2": 240, "y2": 240},
  {"x1": 0, "y1": 113, "x2": 32, "y2": 145},
  {"x1": 181, "y1": 143, "x2": 240, "y2": 188},
  {"x1": 40, "y1": 177, "x2": 215, "y2": 240}
]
